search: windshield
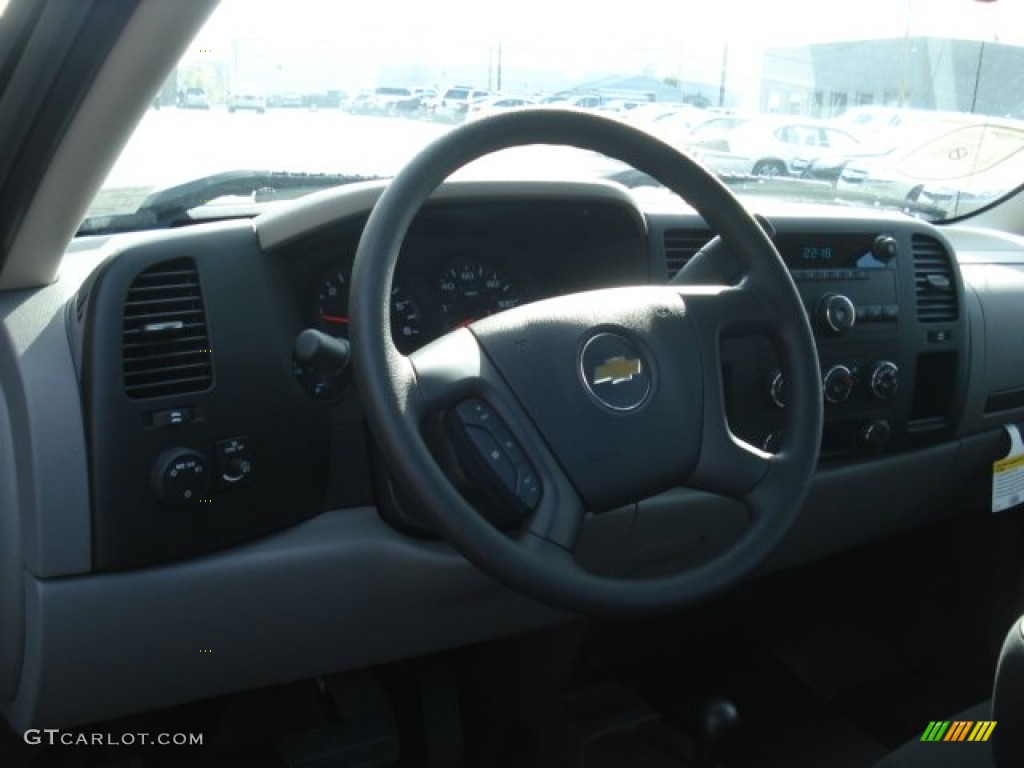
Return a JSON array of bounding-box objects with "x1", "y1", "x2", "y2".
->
[{"x1": 85, "y1": 0, "x2": 1024, "y2": 231}]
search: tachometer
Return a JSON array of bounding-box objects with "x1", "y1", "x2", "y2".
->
[
  {"x1": 437, "y1": 259, "x2": 520, "y2": 330},
  {"x1": 316, "y1": 267, "x2": 423, "y2": 353}
]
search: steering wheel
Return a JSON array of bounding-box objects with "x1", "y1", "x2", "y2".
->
[{"x1": 350, "y1": 109, "x2": 822, "y2": 615}]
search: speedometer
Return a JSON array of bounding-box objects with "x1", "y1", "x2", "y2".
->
[
  {"x1": 316, "y1": 267, "x2": 423, "y2": 353},
  {"x1": 437, "y1": 259, "x2": 520, "y2": 330}
]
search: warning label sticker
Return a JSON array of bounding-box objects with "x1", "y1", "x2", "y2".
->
[{"x1": 994, "y1": 425, "x2": 1024, "y2": 514}]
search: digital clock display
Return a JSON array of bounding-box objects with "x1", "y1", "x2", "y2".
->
[
  {"x1": 776, "y1": 233, "x2": 885, "y2": 269},
  {"x1": 800, "y1": 245, "x2": 835, "y2": 261}
]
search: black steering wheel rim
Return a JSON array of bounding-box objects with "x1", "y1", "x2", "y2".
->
[{"x1": 351, "y1": 108, "x2": 822, "y2": 615}]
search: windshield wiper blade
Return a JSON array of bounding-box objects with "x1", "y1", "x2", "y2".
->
[{"x1": 78, "y1": 170, "x2": 382, "y2": 235}]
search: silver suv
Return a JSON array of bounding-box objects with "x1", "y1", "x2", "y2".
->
[{"x1": 429, "y1": 86, "x2": 495, "y2": 122}]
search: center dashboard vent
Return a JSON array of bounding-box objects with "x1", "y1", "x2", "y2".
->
[
  {"x1": 122, "y1": 258, "x2": 213, "y2": 399},
  {"x1": 912, "y1": 235, "x2": 958, "y2": 323},
  {"x1": 664, "y1": 229, "x2": 712, "y2": 280}
]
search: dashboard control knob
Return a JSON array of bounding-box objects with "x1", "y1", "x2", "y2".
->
[
  {"x1": 767, "y1": 370, "x2": 785, "y2": 409},
  {"x1": 869, "y1": 360, "x2": 899, "y2": 400},
  {"x1": 823, "y1": 364, "x2": 854, "y2": 404},
  {"x1": 293, "y1": 328, "x2": 352, "y2": 401},
  {"x1": 816, "y1": 293, "x2": 856, "y2": 335},
  {"x1": 861, "y1": 420, "x2": 892, "y2": 453},
  {"x1": 872, "y1": 234, "x2": 899, "y2": 263},
  {"x1": 151, "y1": 448, "x2": 210, "y2": 506},
  {"x1": 762, "y1": 431, "x2": 782, "y2": 453}
]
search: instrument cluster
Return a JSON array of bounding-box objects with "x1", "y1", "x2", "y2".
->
[{"x1": 307, "y1": 237, "x2": 532, "y2": 356}]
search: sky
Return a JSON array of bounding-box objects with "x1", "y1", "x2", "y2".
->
[
  {"x1": 179, "y1": 0, "x2": 1024, "y2": 94},
  {"x1": 190, "y1": 0, "x2": 1024, "y2": 50}
]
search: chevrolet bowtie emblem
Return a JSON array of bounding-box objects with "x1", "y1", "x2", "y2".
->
[{"x1": 593, "y1": 356, "x2": 642, "y2": 385}]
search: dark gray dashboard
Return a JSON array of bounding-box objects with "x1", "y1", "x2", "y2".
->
[{"x1": 1, "y1": 179, "x2": 1022, "y2": 730}]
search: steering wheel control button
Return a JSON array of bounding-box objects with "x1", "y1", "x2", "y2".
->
[
  {"x1": 493, "y1": 427, "x2": 525, "y2": 464},
  {"x1": 451, "y1": 399, "x2": 542, "y2": 516},
  {"x1": 464, "y1": 426, "x2": 518, "y2": 491},
  {"x1": 515, "y1": 467, "x2": 542, "y2": 510},
  {"x1": 215, "y1": 436, "x2": 255, "y2": 488},
  {"x1": 454, "y1": 398, "x2": 498, "y2": 429},
  {"x1": 580, "y1": 333, "x2": 652, "y2": 412},
  {"x1": 816, "y1": 293, "x2": 856, "y2": 335},
  {"x1": 869, "y1": 361, "x2": 899, "y2": 400},
  {"x1": 151, "y1": 448, "x2": 211, "y2": 506},
  {"x1": 823, "y1": 364, "x2": 855, "y2": 404}
]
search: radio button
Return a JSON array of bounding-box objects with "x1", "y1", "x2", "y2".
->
[{"x1": 817, "y1": 293, "x2": 857, "y2": 335}]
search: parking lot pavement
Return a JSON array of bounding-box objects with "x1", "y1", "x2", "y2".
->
[{"x1": 103, "y1": 108, "x2": 453, "y2": 190}]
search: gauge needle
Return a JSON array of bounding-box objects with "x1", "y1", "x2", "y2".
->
[{"x1": 320, "y1": 314, "x2": 349, "y2": 324}]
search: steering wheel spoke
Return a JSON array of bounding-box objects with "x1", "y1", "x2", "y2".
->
[{"x1": 407, "y1": 327, "x2": 584, "y2": 548}]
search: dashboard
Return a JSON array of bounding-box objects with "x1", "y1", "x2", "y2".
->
[
  {"x1": 4, "y1": 178, "x2": 1024, "y2": 729},
  {"x1": 61, "y1": 181, "x2": 999, "y2": 571}
]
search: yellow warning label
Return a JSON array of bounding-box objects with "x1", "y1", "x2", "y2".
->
[{"x1": 995, "y1": 455, "x2": 1024, "y2": 473}]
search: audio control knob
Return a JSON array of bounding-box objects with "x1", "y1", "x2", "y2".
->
[
  {"x1": 767, "y1": 370, "x2": 785, "y2": 409},
  {"x1": 817, "y1": 293, "x2": 856, "y2": 335},
  {"x1": 872, "y1": 234, "x2": 899, "y2": 263},
  {"x1": 869, "y1": 360, "x2": 899, "y2": 400},
  {"x1": 823, "y1": 364, "x2": 854, "y2": 404}
]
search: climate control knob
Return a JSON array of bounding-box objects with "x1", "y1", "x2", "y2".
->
[
  {"x1": 869, "y1": 360, "x2": 899, "y2": 400},
  {"x1": 823, "y1": 364, "x2": 854, "y2": 404},
  {"x1": 817, "y1": 294, "x2": 857, "y2": 335}
]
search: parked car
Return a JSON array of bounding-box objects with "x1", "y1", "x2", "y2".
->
[
  {"x1": 685, "y1": 115, "x2": 862, "y2": 177},
  {"x1": 227, "y1": 89, "x2": 267, "y2": 113},
  {"x1": 304, "y1": 90, "x2": 347, "y2": 109},
  {"x1": 267, "y1": 91, "x2": 305, "y2": 108},
  {"x1": 429, "y1": 86, "x2": 496, "y2": 122},
  {"x1": 465, "y1": 96, "x2": 537, "y2": 121},
  {"x1": 390, "y1": 88, "x2": 438, "y2": 117},
  {"x1": 834, "y1": 116, "x2": 1024, "y2": 218},
  {"x1": 366, "y1": 86, "x2": 414, "y2": 115},
  {"x1": 177, "y1": 86, "x2": 209, "y2": 109}
]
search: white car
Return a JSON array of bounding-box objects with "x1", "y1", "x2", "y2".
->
[
  {"x1": 465, "y1": 96, "x2": 537, "y2": 121},
  {"x1": 178, "y1": 86, "x2": 210, "y2": 109},
  {"x1": 429, "y1": 86, "x2": 497, "y2": 122},
  {"x1": 227, "y1": 90, "x2": 267, "y2": 113},
  {"x1": 685, "y1": 115, "x2": 861, "y2": 177}
]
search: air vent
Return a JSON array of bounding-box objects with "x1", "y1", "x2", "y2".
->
[
  {"x1": 122, "y1": 258, "x2": 213, "y2": 399},
  {"x1": 664, "y1": 229, "x2": 712, "y2": 280},
  {"x1": 912, "y1": 235, "x2": 958, "y2": 323}
]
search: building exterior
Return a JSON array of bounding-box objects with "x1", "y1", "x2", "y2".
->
[{"x1": 761, "y1": 37, "x2": 1024, "y2": 119}]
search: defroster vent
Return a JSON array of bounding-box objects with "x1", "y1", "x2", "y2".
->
[
  {"x1": 912, "y1": 235, "x2": 958, "y2": 323},
  {"x1": 664, "y1": 229, "x2": 711, "y2": 280},
  {"x1": 122, "y1": 258, "x2": 213, "y2": 399}
]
